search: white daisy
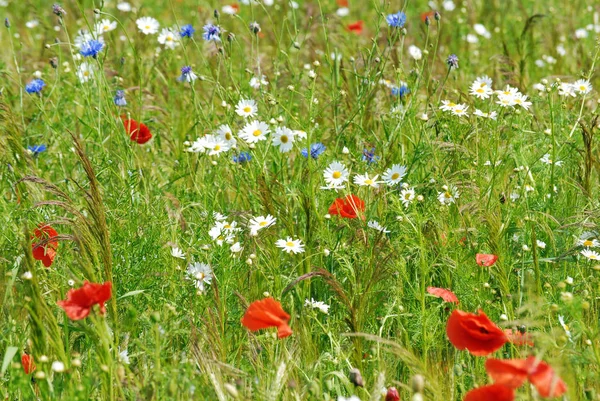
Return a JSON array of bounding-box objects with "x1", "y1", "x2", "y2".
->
[
  {"x1": 573, "y1": 79, "x2": 592, "y2": 95},
  {"x1": 470, "y1": 82, "x2": 493, "y2": 99},
  {"x1": 222, "y1": 5, "x2": 239, "y2": 15},
  {"x1": 275, "y1": 237, "x2": 305, "y2": 254},
  {"x1": 400, "y1": 187, "x2": 415, "y2": 207},
  {"x1": 249, "y1": 215, "x2": 276, "y2": 235},
  {"x1": 438, "y1": 185, "x2": 460, "y2": 205},
  {"x1": 353, "y1": 173, "x2": 381, "y2": 188},
  {"x1": 408, "y1": 45, "x2": 422, "y2": 60},
  {"x1": 204, "y1": 136, "x2": 230, "y2": 156},
  {"x1": 235, "y1": 99, "x2": 258, "y2": 118},
  {"x1": 158, "y1": 28, "x2": 180, "y2": 49},
  {"x1": 578, "y1": 238, "x2": 600, "y2": 248},
  {"x1": 382, "y1": 164, "x2": 407, "y2": 186},
  {"x1": 513, "y1": 93, "x2": 532, "y2": 110},
  {"x1": 239, "y1": 120, "x2": 270, "y2": 144},
  {"x1": 117, "y1": 2, "x2": 132, "y2": 12},
  {"x1": 451, "y1": 104, "x2": 469, "y2": 116},
  {"x1": 581, "y1": 249, "x2": 600, "y2": 260},
  {"x1": 305, "y1": 298, "x2": 330, "y2": 314},
  {"x1": 272, "y1": 126, "x2": 295, "y2": 153},
  {"x1": 368, "y1": 220, "x2": 390, "y2": 234},
  {"x1": 136, "y1": 17, "x2": 160, "y2": 35},
  {"x1": 474, "y1": 75, "x2": 493, "y2": 88},
  {"x1": 439, "y1": 100, "x2": 457, "y2": 112},
  {"x1": 540, "y1": 153, "x2": 562, "y2": 166},
  {"x1": 186, "y1": 262, "x2": 213, "y2": 292},
  {"x1": 95, "y1": 19, "x2": 117, "y2": 35},
  {"x1": 323, "y1": 161, "x2": 349, "y2": 187},
  {"x1": 249, "y1": 75, "x2": 268, "y2": 89},
  {"x1": 496, "y1": 94, "x2": 516, "y2": 107},
  {"x1": 536, "y1": 240, "x2": 546, "y2": 249},
  {"x1": 76, "y1": 62, "x2": 95, "y2": 83},
  {"x1": 558, "y1": 82, "x2": 576, "y2": 97},
  {"x1": 171, "y1": 247, "x2": 185, "y2": 259},
  {"x1": 216, "y1": 124, "x2": 236, "y2": 148}
]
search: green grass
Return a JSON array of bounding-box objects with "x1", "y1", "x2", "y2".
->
[{"x1": 1, "y1": 0, "x2": 600, "y2": 399}]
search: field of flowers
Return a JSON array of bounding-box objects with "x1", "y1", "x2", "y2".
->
[{"x1": 1, "y1": 0, "x2": 600, "y2": 400}]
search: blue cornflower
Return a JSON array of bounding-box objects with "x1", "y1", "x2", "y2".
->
[
  {"x1": 80, "y1": 39, "x2": 104, "y2": 58},
  {"x1": 202, "y1": 24, "x2": 221, "y2": 41},
  {"x1": 301, "y1": 143, "x2": 326, "y2": 159},
  {"x1": 114, "y1": 90, "x2": 126, "y2": 106},
  {"x1": 178, "y1": 66, "x2": 198, "y2": 83},
  {"x1": 180, "y1": 24, "x2": 195, "y2": 38},
  {"x1": 233, "y1": 152, "x2": 252, "y2": 163},
  {"x1": 25, "y1": 79, "x2": 45, "y2": 94},
  {"x1": 391, "y1": 84, "x2": 410, "y2": 98},
  {"x1": 362, "y1": 148, "x2": 380, "y2": 164},
  {"x1": 386, "y1": 11, "x2": 406, "y2": 28},
  {"x1": 447, "y1": 54, "x2": 459, "y2": 69},
  {"x1": 27, "y1": 144, "x2": 47, "y2": 155}
]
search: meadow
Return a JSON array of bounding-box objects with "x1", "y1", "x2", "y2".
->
[{"x1": 1, "y1": 0, "x2": 600, "y2": 399}]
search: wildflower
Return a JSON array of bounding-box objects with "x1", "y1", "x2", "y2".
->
[
  {"x1": 305, "y1": 298, "x2": 330, "y2": 314},
  {"x1": 117, "y1": 2, "x2": 132, "y2": 12},
  {"x1": 178, "y1": 66, "x2": 198, "y2": 83},
  {"x1": 408, "y1": 45, "x2": 422, "y2": 60},
  {"x1": 504, "y1": 329, "x2": 534, "y2": 347},
  {"x1": 361, "y1": 148, "x2": 379, "y2": 164},
  {"x1": 121, "y1": 116, "x2": 152, "y2": 144},
  {"x1": 513, "y1": 93, "x2": 532, "y2": 110},
  {"x1": 27, "y1": 144, "x2": 47, "y2": 155},
  {"x1": 32, "y1": 224, "x2": 59, "y2": 267},
  {"x1": 385, "y1": 387, "x2": 400, "y2": 401},
  {"x1": 52, "y1": 3, "x2": 66, "y2": 16},
  {"x1": 391, "y1": 84, "x2": 410, "y2": 97},
  {"x1": 21, "y1": 354, "x2": 35, "y2": 375},
  {"x1": 171, "y1": 247, "x2": 185, "y2": 259},
  {"x1": 114, "y1": 90, "x2": 126, "y2": 106},
  {"x1": 485, "y1": 358, "x2": 567, "y2": 397},
  {"x1": 400, "y1": 187, "x2": 415, "y2": 207},
  {"x1": 470, "y1": 81, "x2": 493, "y2": 99},
  {"x1": 439, "y1": 100, "x2": 457, "y2": 111},
  {"x1": 301, "y1": 143, "x2": 326, "y2": 159},
  {"x1": 536, "y1": 240, "x2": 546, "y2": 249},
  {"x1": 205, "y1": 135, "x2": 230, "y2": 156},
  {"x1": 239, "y1": 120, "x2": 270, "y2": 144},
  {"x1": 249, "y1": 21, "x2": 261, "y2": 34},
  {"x1": 230, "y1": 242, "x2": 243, "y2": 253},
  {"x1": 540, "y1": 153, "x2": 562, "y2": 166},
  {"x1": 476, "y1": 253, "x2": 498, "y2": 267},
  {"x1": 158, "y1": 28, "x2": 180, "y2": 49},
  {"x1": 573, "y1": 79, "x2": 592, "y2": 95},
  {"x1": 463, "y1": 384, "x2": 514, "y2": 401},
  {"x1": 249, "y1": 215, "x2": 276, "y2": 235},
  {"x1": 386, "y1": 11, "x2": 407, "y2": 28},
  {"x1": 558, "y1": 315, "x2": 572, "y2": 340},
  {"x1": 427, "y1": 287, "x2": 459, "y2": 304},
  {"x1": 368, "y1": 220, "x2": 390, "y2": 233},
  {"x1": 249, "y1": 75, "x2": 268, "y2": 89},
  {"x1": 222, "y1": 4, "x2": 239, "y2": 15},
  {"x1": 95, "y1": 19, "x2": 117, "y2": 35},
  {"x1": 233, "y1": 152, "x2": 252, "y2": 163},
  {"x1": 186, "y1": 262, "x2": 213, "y2": 292},
  {"x1": 216, "y1": 124, "x2": 236, "y2": 148},
  {"x1": 323, "y1": 161, "x2": 350, "y2": 187},
  {"x1": 578, "y1": 237, "x2": 599, "y2": 247},
  {"x1": 437, "y1": 185, "x2": 459, "y2": 205},
  {"x1": 76, "y1": 62, "x2": 95, "y2": 83},
  {"x1": 558, "y1": 82, "x2": 576, "y2": 97},
  {"x1": 446, "y1": 54, "x2": 459, "y2": 69},
  {"x1": 328, "y1": 194, "x2": 365, "y2": 219},
  {"x1": 51, "y1": 361, "x2": 65, "y2": 373},
  {"x1": 241, "y1": 297, "x2": 292, "y2": 338},
  {"x1": 382, "y1": 164, "x2": 407, "y2": 185},
  {"x1": 272, "y1": 127, "x2": 296, "y2": 153},
  {"x1": 275, "y1": 237, "x2": 305, "y2": 254},
  {"x1": 581, "y1": 249, "x2": 600, "y2": 260},
  {"x1": 446, "y1": 309, "x2": 507, "y2": 356},
  {"x1": 180, "y1": 24, "x2": 195, "y2": 38},
  {"x1": 202, "y1": 24, "x2": 221, "y2": 41},
  {"x1": 57, "y1": 281, "x2": 112, "y2": 320},
  {"x1": 25, "y1": 79, "x2": 45, "y2": 94},
  {"x1": 346, "y1": 20, "x2": 364, "y2": 34},
  {"x1": 235, "y1": 99, "x2": 258, "y2": 118},
  {"x1": 450, "y1": 103, "x2": 469, "y2": 116},
  {"x1": 353, "y1": 173, "x2": 381, "y2": 188},
  {"x1": 136, "y1": 17, "x2": 160, "y2": 35}
]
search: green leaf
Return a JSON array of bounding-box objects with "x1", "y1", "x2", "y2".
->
[
  {"x1": 118, "y1": 290, "x2": 146, "y2": 300},
  {"x1": 1, "y1": 346, "x2": 18, "y2": 376}
]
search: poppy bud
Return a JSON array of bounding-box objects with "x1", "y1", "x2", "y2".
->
[
  {"x1": 293, "y1": 41, "x2": 300, "y2": 49},
  {"x1": 49, "y1": 57, "x2": 58, "y2": 69},
  {"x1": 227, "y1": 33, "x2": 235, "y2": 43},
  {"x1": 385, "y1": 387, "x2": 400, "y2": 401},
  {"x1": 214, "y1": 9, "x2": 220, "y2": 19},
  {"x1": 4, "y1": 18, "x2": 9, "y2": 28},
  {"x1": 434, "y1": 11, "x2": 441, "y2": 21},
  {"x1": 425, "y1": 16, "x2": 430, "y2": 26},
  {"x1": 93, "y1": 8, "x2": 100, "y2": 14},
  {"x1": 411, "y1": 375, "x2": 425, "y2": 393},
  {"x1": 349, "y1": 368, "x2": 364, "y2": 387},
  {"x1": 21, "y1": 354, "x2": 35, "y2": 375}
]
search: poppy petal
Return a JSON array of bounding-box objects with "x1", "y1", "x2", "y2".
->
[
  {"x1": 427, "y1": 287, "x2": 459, "y2": 304},
  {"x1": 446, "y1": 309, "x2": 507, "y2": 356},
  {"x1": 476, "y1": 253, "x2": 498, "y2": 267},
  {"x1": 485, "y1": 358, "x2": 530, "y2": 389},
  {"x1": 464, "y1": 384, "x2": 515, "y2": 401},
  {"x1": 241, "y1": 297, "x2": 292, "y2": 338},
  {"x1": 527, "y1": 357, "x2": 567, "y2": 398}
]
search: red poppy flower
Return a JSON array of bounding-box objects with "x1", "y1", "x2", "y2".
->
[
  {"x1": 385, "y1": 387, "x2": 400, "y2": 401},
  {"x1": 32, "y1": 224, "x2": 59, "y2": 267},
  {"x1": 504, "y1": 329, "x2": 534, "y2": 347},
  {"x1": 464, "y1": 384, "x2": 515, "y2": 401},
  {"x1": 336, "y1": 0, "x2": 349, "y2": 6},
  {"x1": 241, "y1": 297, "x2": 292, "y2": 339},
  {"x1": 486, "y1": 357, "x2": 567, "y2": 397},
  {"x1": 121, "y1": 115, "x2": 152, "y2": 144},
  {"x1": 328, "y1": 194, "x2": 365, "y2": 219},
  {"x1": 427, "y1": 286, "x2": 459, "y2": 304},
  {"x1": 420, "y1": 11, "x2": 436, "y2": 22},
  {"x1": 21, "y1": 354, "x2": 36, "y2": 375},
  {"x1": 446, "y1": 309, "x2": 507, "y2": 356},
  {"x1": 347, "y1": 21, "x2": 364, "y2": 34},
  {"x1": 476, "y1": 253, "x2": 498, "y2": 267},
  {"x1": 57, "y1": 281, "x2": 112, "y2": 320}
]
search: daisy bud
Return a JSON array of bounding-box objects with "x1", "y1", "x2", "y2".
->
[
  {"x1": 313, "y1": 60, "x2": 320, "y2": 67},
  {"x1": 250, "y1": 253, "x2": 256, "y2": 259},
  {"x1": 483, "y1": 282, "x2": 490, "y2": 288},
  {"x1": 263, "y1": 291, "x2": 270, "y2": 297},
  {"x1": 396, "y1": 216, "x2": 403, "y2": 221},
  {"x1": 39, "y1": 355, "x2": 49, "y2": 363},
  {"x1": 277, "y1": 116, "x2": 284, "y2": 122},
  {"x1": 586, "y1": 339, "x2": 592, "y2": 345},
  {"x1": 201, "y1": 245, "x2": 210, "y2": 250},
  {"x1": 71, "y1": 358, "x2": 81, "y2": 367},
  {"x1": 342, "y1": 146, "x2": 350, "y2": 154},
  {"x1": 324, "y1": 214, "x2": 331, "y2": 219},
  {"x1": 499, "y1": 314, "x2": 508, "y2": 321},
  {"x1": 386, "y1": 387, "x2": 400, "y2": 401},
  {"x1": 245, "y1": 258, "x2": 252, "y2": 265},
  {"x1": 93, "y1": 8, "x2": 100, "y2": 14},
  {"x1": 249, "y1": 144, "x2": 256, "y2": 149},
  {"x1": 51, "y1": 361, "x2": 65, "y2": 373},
  {"x1": 411, "y1": 375, "x2": 425, "y2": 393},
  {"x1": 293, "y1": 41, "x2": 300, "y2": 49},
  {"x1": 323, "y1": 249, "x2": 330, "y2": 256},
  {"x1": 287, "y1": 85, "x2": 295, "y2": 91},
  {"x1": 22, "y1": 271, "x2": 33, "y2": 280},
  {"x1": 412, "y1": 394, "x2": 424, "y2": 401},
  {"x1": 35, "y1": 371, "x2": 46, "y2": 380},
  {"x1": 211, "y1": 160, "x2": 217, "y2": 166},
  {"x1": 374, "y1": 57, "x2": 381, "y2": 63},
  {"x1": 224, "y1": 383, "x2": 238, "y2": 398},
  {"x1": 417, "y1": 195, "x2": 424, "y2": 202},
  {"x1": 68, "y1": 279, "x2": 74, "y2": 286},
  {"x1": 349, "y1": 368, "x2": 364, "y2": 387}
]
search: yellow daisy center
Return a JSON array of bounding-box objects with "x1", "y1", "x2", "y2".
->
[
  {"x1": 243, "y1": 106, "x2": 251, "y2": 113},
  {"x1": 252, "y1": 130, "x2": 262, "y2": 137},
  {"x1": 584, "y1": 240, "x2": 593, "y2": 247},
  {"x1": 259, "y1": 221, "x2": 268, "y2": 227},
  {"x1": 332, "y1": 171, "x2": 342, "y2": 179},
  {"x1": 214, "y1": 145, "x2": 221, "y2": 151},
  {"x1": 365, "y1": 179, "x2": 373, "y2": 185},
  {"x1": 280, "y1": 135, "x2": 288, "y2": 143},
  {"x1": 286, "y1": 241, "x2": 294, "y2": 247},
  {"x1": 225, "y1": 132, "x2": 232, "y2": 140},
  {"x1": 391, "y1": 173, "x2": 400, "y2": 180}
]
